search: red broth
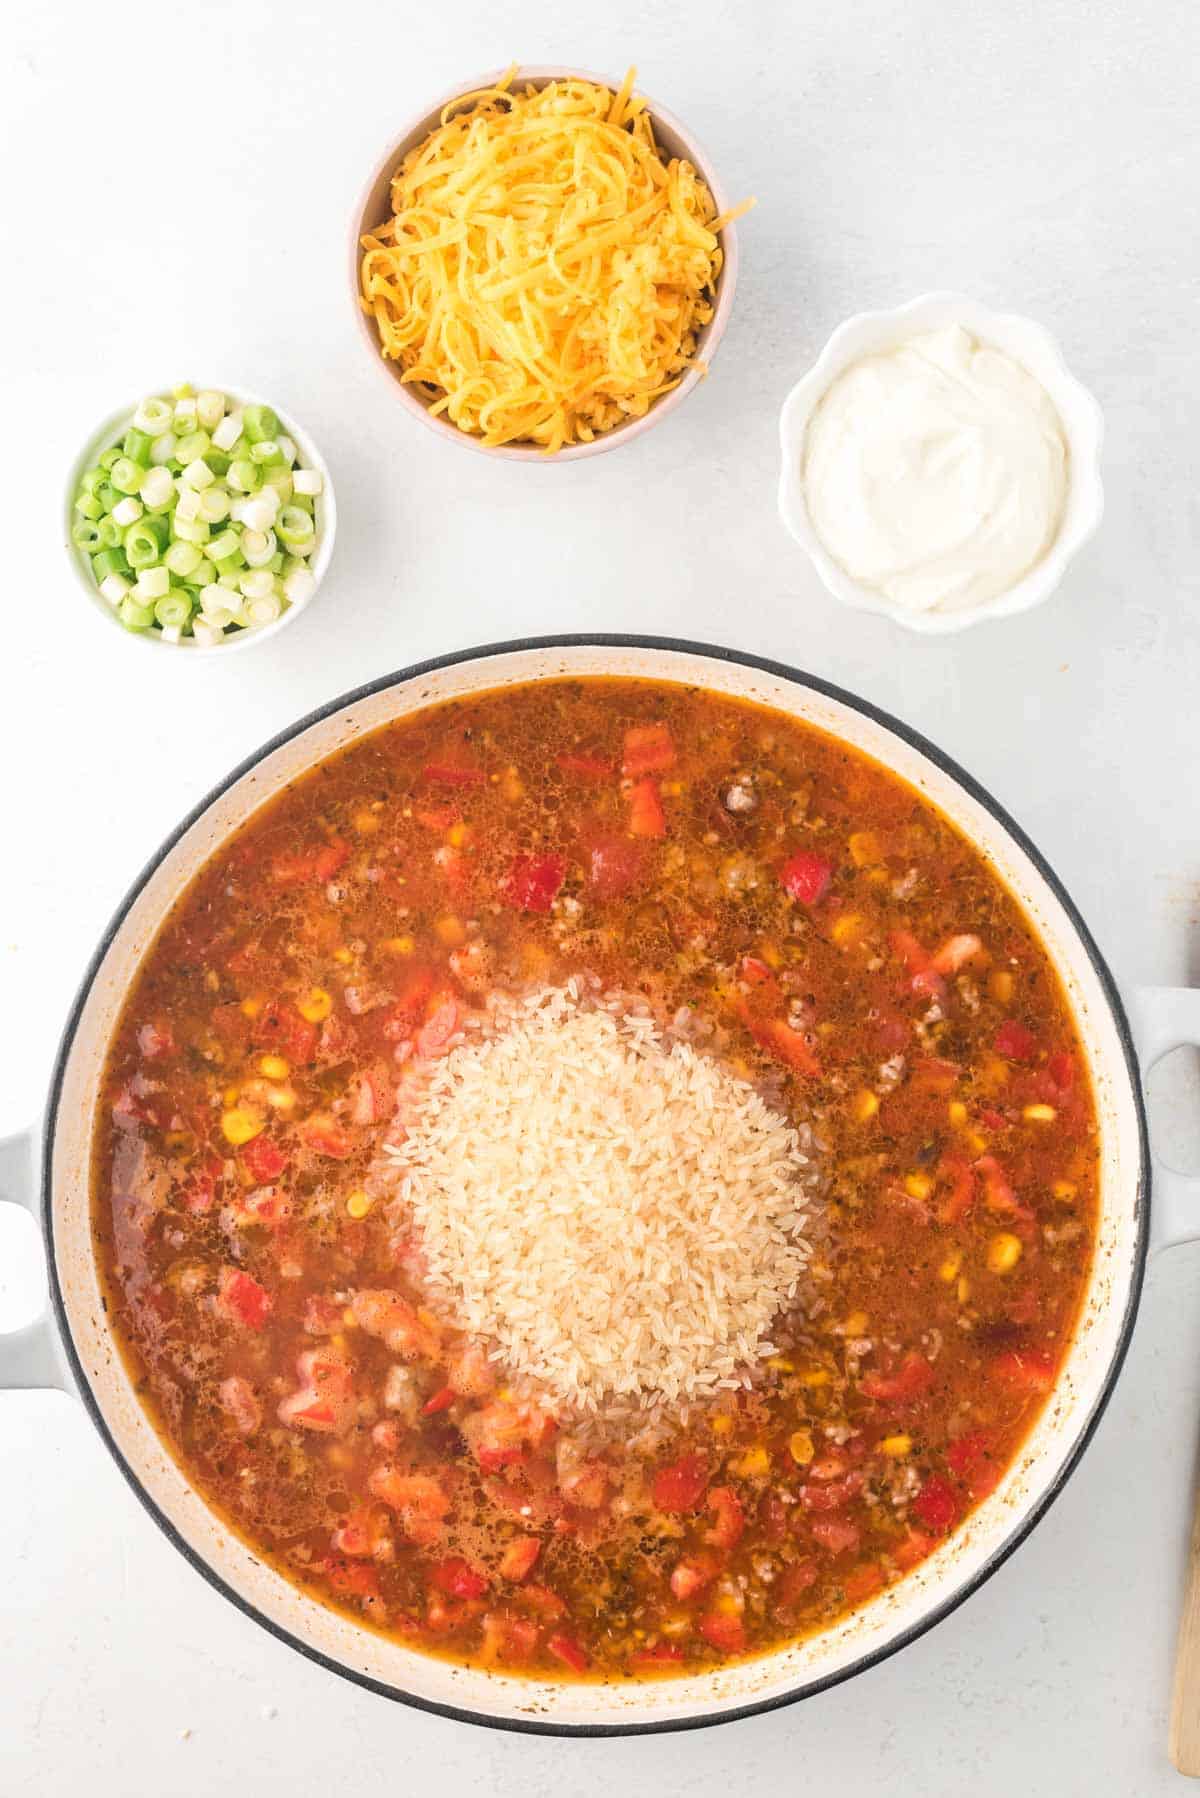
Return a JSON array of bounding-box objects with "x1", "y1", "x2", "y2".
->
[{"x1": 91, "y1": 679, "x2": 1098, "y2": 1678}]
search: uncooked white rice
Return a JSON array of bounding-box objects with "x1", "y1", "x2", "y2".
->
[{"x1": 377, "y1": 984, "x2": 822, "y2": 1417}]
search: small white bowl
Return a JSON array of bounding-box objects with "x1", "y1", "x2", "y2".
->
[
  {"x1": 778, "y1": 293, "x2": 1104, "y2": 635},
  {"x1": 65, "y1": 385, "x2": 337, "y2": 654},
  {"x1": 351, "y1": 66, "x2": 741, "y2": 462}
]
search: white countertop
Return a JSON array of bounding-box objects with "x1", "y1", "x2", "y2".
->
[{"x1": 3, "y1": 1, "x2": 1199, "y2": 1791}]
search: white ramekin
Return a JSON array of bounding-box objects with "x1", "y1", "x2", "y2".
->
[
  {"x1": 778, "y1": 293, "x2": 1104, "y2": 635},
  {"x1": 65, "y1": 385, "x2": 337, "y2": 654}
]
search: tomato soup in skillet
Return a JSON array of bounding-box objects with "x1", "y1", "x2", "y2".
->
[{"x1": 92, "y1": 679, "x2": 1098, "y2": 1679}]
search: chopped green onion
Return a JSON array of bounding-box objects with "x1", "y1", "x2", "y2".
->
[
  {"x1": 173, "y1": 514, "x2": 210, "y2": 544},
  {"x1": 277, "y1": 505, "x2": 315, "y2": 549},
  {"x1": 149, "y1": 431, "x2": 178, "y2": 467},
  {"x1": 180, "y1": 457, "x2": 215, "y2": 490},
  {"x1": 72, "y1": 518, "x2": 103, "y2": 551},
  {"x1": 92, "y1": 547, "x2": 129, "y2": 582},
  {"x1": 175, "y1": 429, "x2": 211, "y2": 463},
  {"x1": 282, "y1": 566, "x2": 316, "y2": 606},
  {"x1": 249, "y1": 438, "x2": 283, "y2": 466},
  {"x1": 164, "y1": 539, "x2": 203, "y2": 578},
  {"x1": 75, "y1": 492, "x2": 104, "y2": 521},
  {"x1": 110, "y1": 456, "x2": 142, "y2": 495},
  {"x1": 211, "y1": 411, "x2": 242, "y2": 453},
  {"x1": 99, "y1": 572, "x2": 130, "y2": 604},
  {"x1": 123, "y1": 520, "x2": 161, "y2": 567},
  {"x1": 154, "y1": 592, "x2": 193, "y2": 629},
  {"x1": 133, "y1": 396, "x2": 174, "y2": 436},
  {"x1": 118, "y1": 595, "x2": 155, "y2": 632},
  {"x1": 227, "y1": 457, "x2": 259, "y2": 494},
  {"x1": 292, "y1": 467, "x2": 322, "y2": 496},
  {"x1": 80, "y1": 466, "x2": 107, "y2": 497},
  {"x1": 242, "y1": 403, "x2": 279, "y2": 443},
  {"x1": 276, "y1": 435, "x2": 298, "y2": 467},
  {"x1": 173, "y1": 396, "x2": 198, "y2": 432},
  {"x1": 145, "y1": 514, "x2": 171, "y2": 550},
  {"x1": 99, "y1": 447, "x2": 121, "y2": 471},
  {"x1": 198, "y1": 486, "x2": 231, "y2": 524},
  {"x1": 204, "y1": 450, "x2": 232, "y2": 477},
  {"x1": 196, "y1": 390, "x2": 226, "y2": 431},
  {"x1": 112, "y1": 495, "x2": 144, "y2": 528},
  {"x1": 245, "y1": 592, "x2": 282, "y2": 626},
  {"x1": 239, "y1": 567, "x2": 275, "y2": 600},
  {"x1": 134, "y1": 566, "x2": 171, "y2": 600},
  {"x1": 123, "y1": 427, "x2": 154, "y2": 466},
  {"x1": 97, "y1": 515, "x2": 123, "y2": 549},
  {"x1": 207, "y1": 528, "x2": 241, "y2": 562},
  {"x1": 241, "y1": 528, "x2": 277, "y2": 567},
  {"x1": 139, "y1": 465, "x2": 174, "y2": 510}
]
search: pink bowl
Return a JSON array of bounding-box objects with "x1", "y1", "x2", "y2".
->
[{"x1": 349, "y1": 66, "x2": 742, "y2": 462}]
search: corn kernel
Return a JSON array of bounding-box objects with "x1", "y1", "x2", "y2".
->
[
  {"x1": 989, "y1": 970, "x2": 1014, "y2": 1004},
  {"x1": 352, "y1": 807, "x2": 382, "y2": 835},
  {"x1": 760, "y1": 942, "x2": 783, "y2": 969},
  {"x1": 965, "y1": 1130, "x2": 988, "y2": 1156},
  {"x1": 382, "y1": 934, "x2": 415, "y2": 956},
  {"x1": 223, "y1": 1083, "x2": 241, "y2": 1106},
  {"x1": 203, "y1": 969, "x2": 220, "y2": 992},
  {"x1": 325, "y1": 1444, "x2": 352, "y2": 1470},
  {"x1": 852, "y1": 1089, "x2": 880, "y2": 1122},
  {"x1": 258, "y1": 1054, "x2": 290, "y2": 1080},
  {"x1": 987, "y1": 1232, "x2": 1023, "y2": 1274},
  {"x1": 266, "y1": 1086, "x2": 296, "y2": 1112},
  {"x1": 333, "y1": 947, "x2": 353, "y2": 965},
  {"x1": 938, "y1": 1252, "x2": 962, "y2": 1283},
  {"x1": 788, "y1": 1430, "x2": 814, "y2": 1466},
  {"x1": 848, "y1": 830, "x2": 881, "y2": 867},
  {"x1": 729, "y1": 1446, "x2": 771, "y2": 1478},
  {"x1": 947, "y1": 1100, "x2": 968, "y2": 1127},
  {"x1": 221, "y1": 1105, "x2": 264, "y2": 1146},
  {"x1": 346, "y1": 1191, "x2": 374, "y2": 1220},
  {"x1": 715, "y1": 1589, "x2": 742, "y2": 1616},
  {"x1": 502, "y1": 770, "x2": 525, "y2": 803},
  {"x1": 904, "y1": 1173, "x2": 933, "y2": 1202},
  {"x1": 1052, "y1": 1179, "x2": 1078, "y2": 1201},
  {"x1": 957, "y1": 1275, "x2": 971, "y2": 1304},
  {"x1": 446, "y1": 822, "x2": 468, "y2": 848},
  {"x1": 435, "y1": 915, "x2": 466, "y2": 947},
  {"x1": 297, "y1": 987, "x2": 333, "y2": 1023},
  {"x1": 240, "y1": 997, "x2": 263, "y2": 1019},
  {"x1": 796, "y1": 1367, "x2": 831, "y2": 1388},
  {"x1": 661, "y1": 780, "x2": 684, "y2": 798},
  {"x1": 1023, "y1": 1103, "x2": 1056, "y2": 1123},
  {"x1": 981, "y1": 1057, "x2": 1010, "y2": 1091},
  {"x1": 766, "y1": 1356, "x2": 795, "y2": 1372},
  {"x1": 710, "y1": 1413, "x2": 733, "y2": 1436},
  {"x1": 831, "y1": 913, "x2": 864, "y2": 946},
  {"x1": 879, "y1": 1434, "x2": 912, "y2": 1458},
  {"x1": 840, "y1": 1310, "x2": 870, "y2": 1337}
]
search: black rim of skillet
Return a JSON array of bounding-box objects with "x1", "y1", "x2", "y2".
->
[{"x1": 42, "y1": 633, "x2": 1151, "y2": 1737}]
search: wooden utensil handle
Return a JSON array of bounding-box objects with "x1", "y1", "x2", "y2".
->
[{"x1": 1171, "y1": 1473, "x2": 1200, "y2": 1773}]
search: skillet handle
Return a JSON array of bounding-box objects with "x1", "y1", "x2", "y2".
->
[
  {"x1": 1130, "y1": 987, "x2": 1200, "y2": 1255},
  {"x1": 0, "y1": 1129, "x2": 71, "y2": 1393}
]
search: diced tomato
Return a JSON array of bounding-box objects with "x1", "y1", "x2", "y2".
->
[
  {"x1": 842, "y1": 1561, "x2": 885, "y2": 1604},
  {"x1": 774, "y1": 1559, "x2": 819, "y2": 1609},
  {"x1": 740, "y1": 955, "x2": 777, "y2": 988},
  {"x1": 415, "y1": 996, "x2": 460, "y2": 1059},
  {"x1": 585, "y1": 834, "x2": 644, "y2": 899},
  {"x1": 421, "y1": 1386, "x2": 456, "y2": 1417},
  {"x1": 911, "y1": 1056, "x2": 961, "y2": 1094},
  {"x1": 137, "y1": 1020, "x2": 175, "y2": 1059},
  {"x1": 501, "y1": 854, "x2": 566, "y2": 913},
  {"x1": 991, "y1": 1347, "x2": 1057, "y2": 1392},
  {"x1": 332, "y1": 1504, "x2": 391, "y2": 1560},
  {"x1": 980, "y1": 1106, "x2": 1009, "y2": 1131},
  {"x1": 423, "y1": 762, "x2": 487, "y2": 787},
  {"x1": 974, "y1": 1154, "x2": 1037, "y2": 1235},
  {"x1": 797, "y1": 1471, "x2": 864, "y2": 1512},
  {"x1": 628, "y1": 777, "x2": 666, "y2": 839},
  {"x1": 350, "y1": 1289, "x2": 442, "y2": 1360},
  {"x1": 519, "y1": 1583, "x2": 567, "y2": 1621},
  {"x1": 324, "y1": 1556, "x2": 381, "y2": 1601},
  {"x1": 622, "y1": 722, "x2": 676, "y2": 777},
  {"x1": 557, "y1": 752, "x2": 613, "y2": 780},
  {"x1": 303, "y1": 1293, "x2": 344, "y2": 1335},
  {"x1": 930, "y1": 933, "x2": 983, "y2": 976},
  {"x1": 218, "y1": 1374, "x2": 261, "y2": 1436},
  {"x1": 632, "y1": 1641, "x2": 686, "y2": 1668},
  {"x1": 209, "y1": 1003, "x2": 251, "y2": 1050},
  {"x1": 811, "y1": 1516, "x2": 861, "y2": 1556},
  {"x1": 547, "y1": 1631, "x2": 590, "y2": 1674},
  {"x1": 182, "y1": 1159, "x2": 221, "y2": 1214},
  {"x1": 278, "y1": 1345, "x2": 355, "y2": 1434},
  {"x1": 890, "y1": 929, "x2": 945, "y2": 999},
  {"x1": 670, "y1": 1553, "x2": 717, "y2": 1601},
  {"x1": 653, "y1": 1454, "x2": 708, "y2": 1513},
  {"x1": 369, "y1": 1467, "x2": 451, "y2": 1546},
  {"x1": 758, "y1": 1491, "x2": 790, "y2": 1544},
  {"x1": 995, "y1": 1019, "x2": 1037, "y2": 1063},
  {"x1": 705, "y1": 1486, "x2": 745, "y2": 1550},
  {"x1": 299, "y1": 1114, "x2": 353, "y2": 1159},
  {"x1": 479, "y1": 1611, "x2": 540, "y2": 1665},
  {"x1": 936, "y1": 1154, "x2": 975, "y2": 1225},
  {"x1": 913, "y1": 1476, "x2": 959, "y2": 1535},
  {"x1": 498, "y1": 1536, "x2": 542, "y2": 1583},
  {"x1": 350, "y1": 1065, "x2": 393, "y2": 1126},
  {"x1": 446, "y1": 1341, "x2": 496, "y2": 1399},
  {"x1": 780, "y1": 849, "x2": 833, "y2": 905},
  {"x1": 892, "y1": 1527, "x2": 936, "y2": 1572},
  {"x1": 752, "y1": 1014, "x2": 822, "y2": 1079},
  {"x1": 429, "y1": 1556, "x2": 489, "y2": 1600},
  {"x1": 240, "y1": 1134, "x2": 288, "y2": 1184},
  {"x1": 697, "y1": 1612, "x2": 746, "y2": 1655},
  {"x1": 383, "y1": 969, "x2": 438, "y2": 1037},
  {"x1": 254, "y1": 1000, "x2": 318, "y2": 1065},
  {"x1": 217, "y1": 1267, "x2": 272, "y2": 1330},
  {"x1": 1047, "y1": 1050, "x2": 1076, "y2": 1091},
  {"x1": 271, "y1": 838, "x2": 349, "y2": 884},
  {"x1": 415, "y1": 804, "x2": 460, "y2": 834},
  {"x1": 946, "y1": 1429, "x2": 1000, "y2": 1498},
  {"x1": 860, "y1": 1351, "x2": 934, "y2": 1404}
]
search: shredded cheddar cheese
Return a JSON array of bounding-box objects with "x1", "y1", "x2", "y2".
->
[{"x1": 359, "y1": 68, "x2": 752, "y2": 451}]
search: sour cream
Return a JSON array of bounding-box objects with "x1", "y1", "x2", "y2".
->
[{"x1": 801, "y1": 325, "x2": 1068, "y2": 616}]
